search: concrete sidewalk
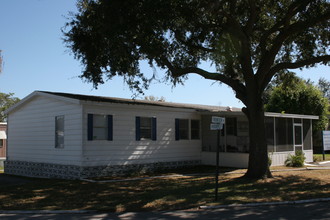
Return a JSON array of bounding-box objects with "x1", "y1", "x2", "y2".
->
[{"x1": 305, "y1": 160, "x2": 330, "y2": 167}]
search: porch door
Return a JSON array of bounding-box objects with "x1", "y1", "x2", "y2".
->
[{"x1": 294, "y1": 124, "x2": 303, "y2": 152}]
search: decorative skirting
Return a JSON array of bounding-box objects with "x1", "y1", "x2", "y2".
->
[{"x1": 4, "y1": 160, "x2": 201, "y2": 179}]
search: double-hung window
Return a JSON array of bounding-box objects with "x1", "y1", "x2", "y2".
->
[
  {"x1": 88, "y1": 114, "x2": 113, "y2": 141},
  {"x1": 0, "y1": 139, "x2": 3, "y2": 148},
  {"x1": 175, "y1": 119, "x2": 200, "y2": 140},
  {"x1": 191, "y1": 120, "x2": 200, "y2": 140},
  {"x1": 175, "y1": 119, "x2": 189, "y2": 140},
  {"x1": 55, "y1": 115, "x2": 64, "y2": 148},
  {"x1": 136, "y1": 116, "x2": 157, "y2": 141}
]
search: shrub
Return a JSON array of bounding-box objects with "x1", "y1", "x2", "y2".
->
[
  {"x1": 285, "y1": 151, "x2": 306, "y2": 167},
  {"x1": 268, "y1": 152, "x2": 273, "y2": 167}
]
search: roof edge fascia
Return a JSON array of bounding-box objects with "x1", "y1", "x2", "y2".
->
[
  {"x1": 265, "y1": 112, "x2": 319, "y2": 120},
  {"x1": 5, "y1": 91, "x2": 81, "y2": 115}
]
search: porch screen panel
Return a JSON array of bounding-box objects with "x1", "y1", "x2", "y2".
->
[
  {"x1": 275, "y1": 118, "x2": 293, "y2": 152},
  {"x1": 265, "y1": 117, "x2": 274, "y2": 152},
  {"x1": 226, "y1": 118, "x2": 237, "y2": 136},
  {"x1": 201, "y1": 115, "x2": 222, "y2": 152},
  {"x1": 303, "y1": 119, "x2": 312, "y2": 150}
]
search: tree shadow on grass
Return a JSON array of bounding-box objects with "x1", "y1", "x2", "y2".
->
[
  {"x1": 0, "y1": 171, "x2": 329, "y2": 212},
  {"x1": 217, "y1": 174, "x2": 330, "y2": 205}
]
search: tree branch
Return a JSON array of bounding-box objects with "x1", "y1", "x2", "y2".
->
[
  {"x1": 162, "y1": 58, "x2": 247, "y2": 104},
  {"x1": 257, "y1": 7, "x2": 330, "y2": 89},
  {"x1": 225, "y1": 15, "x2": 255, "y2": 83},
  {"x1": 261, "y1": 55, "x2": 330, "y2": 90},
  {"x1": 173, "y1": 30, "x2": 216, "y2": 53},
  {"x1": 259, "y1": 0, "x2": 314, "y2": 54},
  {"x1": 244, "y1": 0, "x2": 257, "y2": 35}
]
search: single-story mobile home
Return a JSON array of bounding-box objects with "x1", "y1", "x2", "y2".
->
[{"x1": 4, "y1": 91, "x2": 318, "y2": 179}]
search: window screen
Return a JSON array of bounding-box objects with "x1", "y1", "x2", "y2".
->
[
  {"x1": 175, "y1": 119, "x2": 189, "y2": 140},
  {"x1": 265, "y1": 117, "x2": 275, "y2": 152},
  {"x1": 303, "y1": 119, "x2": 312, "y2": 150},
  {"x1": 226, "y1": 118, "x2": 237, "y2": 136},
  {"x1": 191, "y1": 120, "x2": 200, "y2": 140},
  {"x1": 140, "y1": 117, "x2": 152, "y2": 140},
  {"x1": 136, "y1": 117, "x2": 156, "y2": 141},
  {"x1": 55, "y1": 115, "x2": 64, "y2": 148},
  {"x1": 87, "y1": 114, "x2": 113, "y2": 141},
  {"x1": 275, "y1": 118, "x2": 293, "y2": 152},
  {"x1": 93, "y1": 115, "x2": 108, "y2": 140},
  {"x1": 179, "y1": 119, "x2": 189, "y2": 140}
]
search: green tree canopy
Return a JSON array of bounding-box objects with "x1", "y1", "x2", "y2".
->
[
  {"x1": 64, "y1": 0, "x2": 330, "y2": 178},
  {"x1": 0, "y1": 92, "x2": 20, "y2": 122},
  {"x1": 265, "y1": 75, "x2": 329, "y2": 131}
]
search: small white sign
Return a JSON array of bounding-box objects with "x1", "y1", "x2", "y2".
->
[
  {"x1": 212, "y1": 116, "x2": 225, "y2": 124},
  {"x1": 210, "y1": 123, "x2": 223, "y2": 130},
  {"x1": 323, "y1": 131, "x2": 330, "y2": 151}
]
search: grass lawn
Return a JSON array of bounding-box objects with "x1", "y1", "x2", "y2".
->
[
  {"x1": 0, "y1": 167, "x2": 330, "y2": 212},
  {"x1": 313, "y1": 154, "x2": 330, "y2": 161}
]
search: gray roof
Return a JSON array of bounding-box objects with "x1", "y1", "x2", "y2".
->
[{"x1": 39, "y1": 91, "x2": 242, "y2": 113}]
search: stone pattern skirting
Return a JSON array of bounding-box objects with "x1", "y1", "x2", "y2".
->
[{"x1": 4, "y1": 160, "x2": 201, "y2": 179}]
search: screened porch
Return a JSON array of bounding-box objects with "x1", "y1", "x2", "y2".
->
[{"x1": 200, "y1": 112, "x2": 318, "y2": 167}]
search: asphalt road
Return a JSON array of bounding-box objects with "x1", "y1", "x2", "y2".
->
[{"x1": 0, "y1": 201, "x2": 329, "y2": 220}]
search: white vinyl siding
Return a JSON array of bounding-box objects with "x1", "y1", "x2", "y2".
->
[
  {"x1": 82, "y1": 103, "x2": 201, "y2": 166},
  {"x1": 7, "y1": 96, "x2": 83, "y2": 165}
]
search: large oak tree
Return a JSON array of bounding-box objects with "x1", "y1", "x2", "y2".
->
[{"x1": 64, "y1": 0, "x2": 330, "y2": 178}]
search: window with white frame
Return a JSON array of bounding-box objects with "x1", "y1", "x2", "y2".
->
[
  {"x1": 140, "y1": 117, "x2": 152, "y2": 139},
  {"x1": 136, "y1": 116, "x2": 157, "y2": 141},
  {"x1": 88, "y1": 114, "x2": 113, "y2": 141},
  {"x1": 55, "y1": 115, "x2": 64, "y2": 148}
]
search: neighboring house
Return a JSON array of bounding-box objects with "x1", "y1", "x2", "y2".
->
[
  {"x1": 0, "y1": 122, "x2": 7, "y2": 158},
  {"x1": 4, "y1": 91, "x2": 318, "y2": 179}
]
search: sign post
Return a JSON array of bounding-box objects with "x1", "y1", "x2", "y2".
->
[
  {"x1": 210, "y1": 116, "x2": 225, "y2": 201},
  {"x1": 322, "y1": 131, "x2": 330, "y2": 160}
]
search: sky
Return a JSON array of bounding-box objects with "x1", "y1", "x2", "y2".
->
[{"x1": 0, "y1": 0, "x2": 329, "y2": 108}]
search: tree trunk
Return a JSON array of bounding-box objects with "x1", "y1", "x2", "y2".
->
[{"x1": 243, "y1": 96, "x2": 272, "y2": 179}]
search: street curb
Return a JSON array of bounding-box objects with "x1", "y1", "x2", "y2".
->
[{"x1": 199, "y1": 197, "x2": 330, "y2": 210}]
